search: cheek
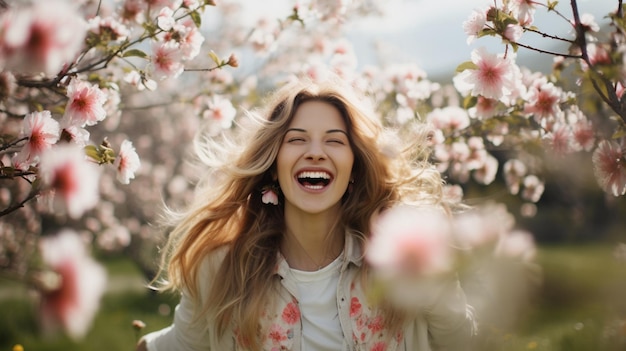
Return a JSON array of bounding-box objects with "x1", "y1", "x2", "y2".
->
[{"x1": 275, "y1": 151, "x2": 292, "y2": 183}]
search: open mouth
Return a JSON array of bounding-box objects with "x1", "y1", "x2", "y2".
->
[{"x1": 296, "y1": 171, "x2": 332, "y2": 190}]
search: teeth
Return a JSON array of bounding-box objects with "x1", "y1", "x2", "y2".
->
[{"x1": 297, "y1": 171, "x2": 331, "y2": 179}]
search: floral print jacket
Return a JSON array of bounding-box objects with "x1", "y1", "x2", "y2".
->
[{"x1": 144, "y1": 233, "x2": 476, "y2": 351}]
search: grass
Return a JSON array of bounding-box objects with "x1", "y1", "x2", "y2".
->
[{"x1": 0, "y1": 244, "x2": 625, "y2": 350}]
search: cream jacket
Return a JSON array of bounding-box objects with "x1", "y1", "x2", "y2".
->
[{"x1": 144, "y1": 233, "x2": 477, "y2": 351}]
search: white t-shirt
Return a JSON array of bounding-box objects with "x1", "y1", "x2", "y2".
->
[{"x1": 289, "y1": 254, "x2": 344, "y2": 351}]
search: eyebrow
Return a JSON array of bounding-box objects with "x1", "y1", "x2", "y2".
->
[{"x1": 286, "y1": 128, "x2": 349, "y2": 136}]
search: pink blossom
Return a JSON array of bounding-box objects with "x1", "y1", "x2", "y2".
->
[
  {"x1": 202, "y1": 95, "x2": 236, "y2": 130},
  {"x1": 87, "y1": 16, "x2": 130, "y2": 42},
  {"x1": 503, "y1": 159, "x2": 527, "y2": 195},
  {"x1": 426, "y1": 106, "x2": 470, "y2": 132},
  {"x1": 470, "y1": 96, "x2": 499, "y2": 119},
  {"x1": 452, "y1": 203, "x2": 515, "y2": 250},
  {"x1": 462, "y1": 8, "x2": 487, "y2": 44},
  {"x1": 249, "y1": 17, "x2": 279, "y2": 54},
  {"x1": 568, "y1": 109, "x2": 595, "y2": 152},
  {"x1": 17, "y1": 110, "x2": 60, "y2": 164},
  {"x1": 156, "y1": 7, "x2": 176, "y2": 31},
  {"x1": 506, "y1": 0, "x2": 536, "y2": 26},
  {"x1": 521, "y1": 175, "x2": 545, "y2": 203},
  {"x1": 453, "y1": 47, "x2": 519, "y2": 101},
  {"x1": 367, "y1": 205, "x2": 453, "y2": 277},
  {"x1": 261, "y1": 188, "x2": 279, "y2": 205},
  {"x1": 123, "y1": 70, "x2": 157, "y2": 91},
  {"x1": 120, "y1": 0, "x2": 148, "y2": 23},
  {"x1": 150, "y1": 41, "x2": 185, "y2": 80},
  {"x1": 543, "y1": 123, "x2": 572, "y2": 155},
  {"x1": 592, "y1": 139, "x2": 626, "y2": 196},
  {"x1": 38, "y1": 145, "x2": 100, "y2": 218},
  {"x1": 524, "y1": 81, "x2": 562, "y2": 123},
  {"x1": 586, "y1": 43, "x2": 611, "y2": 66},
  {"x1": 473, "y1": 153, "x2": 499, "y2": 185},
  {"x1": 63, "y1": 79, "x2": 108, "y2": 127},
  {"x1": 60, "y1": 124, "x2": 90, "y2": 147},
  {"x1": 114, "y1": 140, "x2": 141, "y2": 184},
  {"x1": 0, "y1": 1, "x2": 86, "y2": 75},
  {"x1": 503, "y1": 24, "x2": 523, "y2": 43},
  {"x1": 495, "y1": 230, "x2": 537, "y2": 262},
  {"x1": 38, "y1": 230, "x2": 107, "y2": 340},
  {"x1": 575, "y1": 13, "x2": 600, "y2": 32},
  {"x1": 161, "y1": 19, "x2": 205, "y2": 60}
]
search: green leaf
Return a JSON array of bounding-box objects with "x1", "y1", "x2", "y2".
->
[
  {"x1": 190, "y1": 10, "x2": 201, "y2": 27},
  {"x1": 463, "y1": 95, "x2": 478, "y2": 110},
  {"x1": 84, "y1": 145, "x2": 101, "y2": 162},
  {"x1": 455, "y1": 61, "x2": 477, "y2": 73},
  {"x1": 123, "y1": 49, "x2": 148, "y2": 59},
  {"x1": 612, "y1": 128, "x2": 626, "y2": 139},
  {"x1": 547, "y1": 1, "x2": 558, "y2": 11},
  {"x1": 208, "y1": 50, "x2": 221, "y2": 65}
]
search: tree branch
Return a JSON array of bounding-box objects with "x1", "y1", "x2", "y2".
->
[{"x1": 0, "y1": 190, "x2": 38, "y2": 217}]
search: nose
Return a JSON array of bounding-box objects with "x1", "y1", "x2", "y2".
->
[{"x1": 304, "y1": 141, "x2": 326, "y2": 161}]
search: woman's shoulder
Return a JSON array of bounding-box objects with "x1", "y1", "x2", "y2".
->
[{"x1": 195, "y1": 244, "x2": 230, "y2": 297}]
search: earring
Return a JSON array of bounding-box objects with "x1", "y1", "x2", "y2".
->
[{"x1": 261, "y1": 184, "x2": 279, "y2": 205}]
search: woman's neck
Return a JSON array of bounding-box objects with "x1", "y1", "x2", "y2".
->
[{"x1": 281, "y1": 208, "x2": 345, "y2": 271}]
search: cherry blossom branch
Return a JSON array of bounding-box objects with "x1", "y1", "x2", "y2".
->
[
  {"x1": 0, "y1": 190, "x2": 38, "y2": 217},
  {"x1": 509, "y1": 40, "x2": 582, "y2": 59},
  {"x1": 521, "y1": 26, "x2": 574, "y2": 44},
  {"x1": 571, "y1": 0, "x2": 626, "y2": 122},
  {"x1": 0, "y1": 170, "x2": 36, "y2": 179},
  {"x1": 183, "y1": 63, "x2": 230, "y2": 72},
  {"x1": 0, "y1": 108, "x2": 25, "y2": 119},
  {"x1": 0, "y1": 137, "x2": 27, "y2": 152}
]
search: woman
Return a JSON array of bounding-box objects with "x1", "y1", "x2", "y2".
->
[{"x1": 136, "y1": 76, "x2": 476, "y2": 351}]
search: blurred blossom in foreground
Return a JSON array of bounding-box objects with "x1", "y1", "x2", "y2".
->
[
  {"x1": 37, "y1": 230, "x2": 107, "y2": 340},
  {"x1": 366, "y1": 202, "x2": 540, "y2": 328},
  {"x1": 368, "y1": 205, "x2": 453, "y2": 276},
  {"x1": 453, "y1": 204, "x2": 541, "y2": 332},
  {"x1": 366, "y1": 205, "x2": 454, "y2": 309},
  {"x1": 0, "y1": 0, "x2": 86, "y2": 75},
  {"x1": 38, "y1": 144, "x2": 100, "y2": 218}
]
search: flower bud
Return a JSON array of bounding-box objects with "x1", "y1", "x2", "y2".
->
[{"x1": 227, "y1": 53, "x2": 239, "y2": 68}]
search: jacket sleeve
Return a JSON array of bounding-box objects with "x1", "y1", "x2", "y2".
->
[
  {"x1": 143, "y1": 249, "x2": 228, "y2": 351},
  {"x1": 424, "y1": 276, "x2": 477, "y2": 351}
]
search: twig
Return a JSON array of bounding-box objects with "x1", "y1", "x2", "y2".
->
[
  {"x1": 0, "y1": 137, "x2": 27, "y2": 152},
  {"x1": 0, "y1": 191, "x2": 38, "y2": 217}
]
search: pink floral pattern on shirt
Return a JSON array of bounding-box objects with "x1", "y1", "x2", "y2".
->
[
  {"x1": 240, "y1": 297, "x2": 300, "y2": 351},
  {"x1": 349, "y1": 282, "x2": 403, "y2": 351}
]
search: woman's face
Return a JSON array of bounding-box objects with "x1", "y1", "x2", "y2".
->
[{"x1": 276, "y1": 100, "x2": 355, "y2": 216}]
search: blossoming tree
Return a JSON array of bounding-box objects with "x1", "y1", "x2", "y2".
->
[{"x1": 0, "y1": 0, "x2": 624, "y2": 344}]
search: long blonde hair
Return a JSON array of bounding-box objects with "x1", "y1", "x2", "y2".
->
[{"x1": 156, "y1": 75, "x2": 445, "y2": 349}]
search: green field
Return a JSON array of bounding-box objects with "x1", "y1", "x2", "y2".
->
[{"x1": 1, "y1": 244, "x2": 625, "y2": 351}]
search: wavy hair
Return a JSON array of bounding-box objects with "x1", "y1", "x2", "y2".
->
[{"x1": 155, "y1": 75, "x2": 445, "y2": 350}]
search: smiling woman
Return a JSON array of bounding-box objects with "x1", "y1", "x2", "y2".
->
[{"x1": 136, "y1": 73, "x2": 476, "y2": 351}]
